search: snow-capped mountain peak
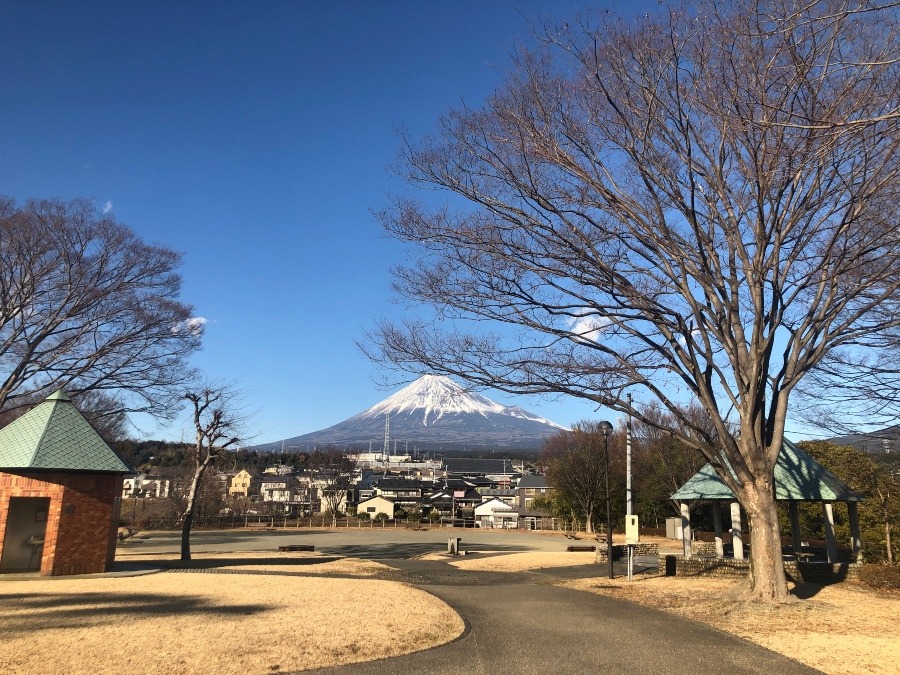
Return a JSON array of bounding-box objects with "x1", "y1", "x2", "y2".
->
[
  {"x1": 254, "y1": 374, "x2": 567, "y2": 452},
  {"x1": 356, "y1": 375, "x2": 564, "y2": 429}
]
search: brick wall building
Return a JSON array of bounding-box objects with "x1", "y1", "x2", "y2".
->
[{"x1": 0, "y1": 391, "x2": 130, "y2": 576}]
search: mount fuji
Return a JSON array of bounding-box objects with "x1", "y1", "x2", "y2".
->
[{"x1": 256, "y1": 375, "x2": 567, "y2": 452}]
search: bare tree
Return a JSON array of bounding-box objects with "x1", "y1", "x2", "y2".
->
[
  {"x1": 181, "y1": 383, "x2": 245, "y2": 560},
  {"x1": 540, "y1": 422, "x2": 617, "y2": 534},
  {"x1": 368, "y1": 0, "x2": 900, "y2": 601},
  {"x1": 309, "y1": 445, "x2": 357, "y2": 527},
  {"x1": 632, "y1": 404, "x2": 716, "y2": 518},
  {"x1": 0, "y1": 197, "x2": 201, "y2": 420}
]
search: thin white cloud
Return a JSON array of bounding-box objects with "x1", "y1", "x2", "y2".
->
[
  {"x1": 102, "y1": 200, "x2": 113, "y2": 214},
  {"x1": 172, "y1": 316, "x2": 208, "y2": 336}
]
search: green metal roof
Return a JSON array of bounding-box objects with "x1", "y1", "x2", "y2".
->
[
  {"x1": 0, "y1": 390, "x2": 131, "y2": 473},
  {"x1": 672, "y1": 439, "x2": 863, "y2": 502}
]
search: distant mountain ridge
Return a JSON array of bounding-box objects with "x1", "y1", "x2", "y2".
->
[
  {"x1": 254, "y1": 375, "x2": 566, "y2": 452},
  {"x1": 825, "y1": 425, "x2": 900, "y2": 454}
]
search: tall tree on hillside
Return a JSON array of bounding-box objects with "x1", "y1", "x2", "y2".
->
[
  {"x1": 181, "y1": 383, "x2": 245, "y2": 560},
  {"x1": 368, "y1": 0, "x2": 900, "y2": 601},
  {"x1": 0, "y1": 197, "x2": 201, "y2": 420}
]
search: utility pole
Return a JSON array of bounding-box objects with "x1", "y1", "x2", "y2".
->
[{"x1": 626, "y1": 393, "x2": 635, "y2": 580}]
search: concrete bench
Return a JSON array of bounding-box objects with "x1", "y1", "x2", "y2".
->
[
  {"x1": 567, "y1": 545, "x2": 597, "y2": 552},
  {"x1": 278, "y1": 545, "x2": 315, "y2": 552}
]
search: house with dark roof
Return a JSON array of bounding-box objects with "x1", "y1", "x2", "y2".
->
[
  {"x1": 0, "y1": 391, "x2": 131, "y2": 575},
  {"x1": 374, "y1": 478, "x2": 429, "y2": 508},
  {"x1": 517, "y1": 474, "x2": 550, "y2": 510}
]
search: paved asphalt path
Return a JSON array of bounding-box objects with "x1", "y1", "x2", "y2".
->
[
  {"x1": 121, "y1": 530, "x2": 822, "y2": 675},
  {"x1": 303, "y1": 559, "x2": 821, "y2": 675}
]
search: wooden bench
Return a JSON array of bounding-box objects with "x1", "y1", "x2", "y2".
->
[
  {"x1": 278, "y1": 545, "x2": 315, "y2": 552},
  {"x1": 566, "y1": 545, "x2": 596, "y2": 552}
]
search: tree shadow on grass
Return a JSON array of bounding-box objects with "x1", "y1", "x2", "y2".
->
[
  {"x1": 159, "y1": 556, "x2": 343, "y2": 569},
  {"x1": 322, "y1": 542, "x2": 530, "y2": 560},
  {"x1": 0, "y1": 591, "x2": 270, "y2": 638}
]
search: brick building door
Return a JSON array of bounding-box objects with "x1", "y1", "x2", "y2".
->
[{"x1": 0, "y1": 497, "x2": 50, "y2": 572}]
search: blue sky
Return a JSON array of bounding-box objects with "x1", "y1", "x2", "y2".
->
[
  {"x1": 1, "y1": 1, "x2": 826, "y2": 445},
  {"x1": 3, "y1": 0, "x2": 643, "y2": 444}
]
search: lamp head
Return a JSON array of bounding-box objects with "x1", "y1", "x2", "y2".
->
[{"x1": 598, "y1": 420, "x2": 613, "y2": 436}]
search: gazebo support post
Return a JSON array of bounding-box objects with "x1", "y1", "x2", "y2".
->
[
  {"x1": 680, "y1": 502, "x2": 692, "y2": 559},
  {"x1": 712, "y1": 504, "x2": 724, "y2": 558},
  {"x1": 730, "y1": 502, "x2": 744, "y2": 560},
  {"x1": 823, "y1": 502, "x2": 838, "y2": 563},
  {"x1": 789, "y1": 501, "x2": 803, "y2": 554},
  {"x1": 848, "y1": 501, "x2": 862, "y2": 562}
]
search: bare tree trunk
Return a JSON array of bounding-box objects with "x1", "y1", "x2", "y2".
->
[
  {"x1": 885, "y1": 505, "x2": 893, "y2": 565},
  {"x1": 742, "y1": 480, "x2": 788, "y2": 601},
  {"x1": 181, "y1": 461, "x2": 209, "y2": 561},
  {"x1": 180, "y1": 511, "x2": 194, "y2": 561}
]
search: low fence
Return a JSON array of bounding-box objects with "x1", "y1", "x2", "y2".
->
[
  {"x1": 659, "y1": 554, "x2": 861, "y2": 582},
  {"x1": 596, "y1": 542, "x2": 659, "y2": 562}
]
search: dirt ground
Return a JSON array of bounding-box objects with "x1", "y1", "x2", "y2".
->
[{"x1": 0, "y1": 555, "x2": 463, "y2": 675}]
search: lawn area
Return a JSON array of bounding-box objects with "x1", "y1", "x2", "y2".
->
[
  {"x1": 2, "y1": 539, "x2": 896, "y2": 675},
  {"x1": 0, "y1": 556, "x2": 463, "y2": 675}
]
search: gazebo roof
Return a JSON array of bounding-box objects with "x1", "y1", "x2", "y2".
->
[
  {"x1": 0, "y1": 390, "x2": 131, "y2": 474},
  {"x1": 672, "y1": 439, "x2": 863, "y2": 502}
]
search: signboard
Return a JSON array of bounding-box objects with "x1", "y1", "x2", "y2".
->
[
  {"x1": 453, "y1": 490, "x2": 466, "y2": 498},
  {"x1": 625, "y1": 515, "x2": 640, "y2": 545}
]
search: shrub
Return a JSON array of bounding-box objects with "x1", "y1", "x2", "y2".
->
[
  {"x1": 859, "y1": 564, "x2": 900, "y2": 591},
  {"x1": 373, "y1": 512, "x2": 389, "y2": 522},
  {"x1": 356, "y1": 511, "x2": 370, "y2": 521}
]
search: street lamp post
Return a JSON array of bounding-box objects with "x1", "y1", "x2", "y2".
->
[{"x1": 599, "y1": 420, "x2": 614, "y2": 579}]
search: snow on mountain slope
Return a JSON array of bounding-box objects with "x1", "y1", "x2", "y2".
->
[
  {"x1": 254, "y1": 375, "x2": 567, "y2": 451},
  {"x1": 355, "y1": 374, "x2": 563, "y2": 428}
]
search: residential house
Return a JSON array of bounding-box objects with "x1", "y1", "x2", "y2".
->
[
  {"x1": 474, "y1": 498, "x2": 518, "y2": 529},
  {"x1": 122, "y1": 473, "x2": 171, "y2": 498},
  {"x1": 517, "y1": 474, "x2": 553, "y2": 529},
  {"x1": 478, "y1": 488, "x2": 518, "y2": 507},
  {"x1": 260, "y1": 475, "x2": 298, "y2": 504},
  {"x1": 356, "y1": 495, "x2": 395, "y2": 519},
  {"x1": 517, "y1": 474, "x2": 551, "y2": 510},
  {"x1": 374, "y1": 478, "x2": 428, "y2": 509},
  {"x1": 228, "y1": 469, "x2": 258, "y2": 498}
]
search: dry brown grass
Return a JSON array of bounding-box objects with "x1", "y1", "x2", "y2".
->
[
  {"x1": 445, "y1": 550, "x2": 598, "y2": 572},
  {"x1": 563, "y1": 574, "x2": 900, "y2": 675},
  {"x1": 0, "y1": 570, "x2": 463, "y2": 674},
  {"x1": 117, "y1": 549, "x2": 392, "y2": 576}
]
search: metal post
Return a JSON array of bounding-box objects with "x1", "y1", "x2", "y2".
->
[
  {"x1": 626, "y1": 393, "x2": 633, "y2": 580},
  {"x1": 599, "y1": 420, "x2": 614, "y2": 579},
  {"x1": 626, "y1": 393, "x2": 633, "y2": 516}
]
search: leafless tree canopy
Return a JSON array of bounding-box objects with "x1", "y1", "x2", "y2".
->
[
  {"x1": 309, "y1": 445, "x2": 358, "y2": 526},
  {"x1": 0, "y1": 197, "x2": 201, "y2": 420},
  {"x1": 540, "y1": 421, "x2": 616, "y2": 534},
  {"x1": 370, "y1": 0, "x2": 900, "y2": 599}
]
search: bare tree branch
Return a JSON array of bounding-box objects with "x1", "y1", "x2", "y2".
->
[
  {"x1": 0, "y1": 197, "x2": 201, "y2": 420},
  {"x1": 367, "y1": 0, "x2": 900, "y2": 601}
]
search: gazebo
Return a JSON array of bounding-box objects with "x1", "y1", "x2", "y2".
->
[
  {"x1": 672, "y1": 439, "x2": 863, "y2": 564},
  {"x1": 0, "y1": 390, "x2": 131, "y2": 575}
]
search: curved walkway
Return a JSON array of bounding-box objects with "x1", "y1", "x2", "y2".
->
[{"x1": 304, "y1": 558, "x2": 822, "y2": 675}]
